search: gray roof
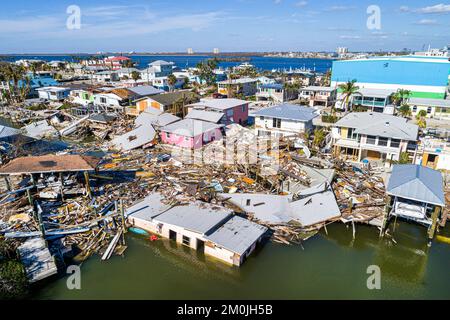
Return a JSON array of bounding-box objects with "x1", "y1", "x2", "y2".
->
[
  {"x1": 188, "y1": 98, "x2": 248, "y2": 111},
  {"x1": 353, "y1": 88, "x2": 395, "y2": 98},
  {"x1": 408, "y1": 97, "x2": 450, "y2": 109},
  {"x1": 204, "y1": 216, "x2": 267, "y2": 255},
  {"x1": 129, "y1": 85, "x2": 164, "y2": 97},
  {"x1": 154, "y1": 203, "x2": 232, "y2": 234},
  {"x1": 125, "y1": 193, "x2": 171, "y2": 219},
  {"x1": 251, "y1": 104, "x2": 318, "y2": 122},
  {"x1": 0, "y1": 125, "x2": 21, "y2": 139},
  {"x1": 111, "y1": 124, "x2": 156, "y2": 151},
  {"x1": 161, "y1": 119, "x2": 223, "y2": 137},
  {"x1": 149, "y1": 60, "x2": 173, "y2": 66},
  {"x1": 335, "y1": 112, "x2": 418, "y2": 141},
  {"x1": 218, "y1": 190, "x2": 340, "y2": 227},
  {"x1": 185, "y1": 109, "x2": 224, "y2": 123},
  {"x1": 301, "y1": 86, "x2": 336, "y2": 92},
  {"x1": 387, "y1": 164, "x2": 445, "y2": 206},
  {"x1": 88, "y1": 113, "x2": 116, "y2": 124}
]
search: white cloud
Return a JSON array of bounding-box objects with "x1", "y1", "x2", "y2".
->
[
  {"x1": 399, "y1": 6, "x2": 410, "y2": 12},
  {"x1": 415, "y1": 19, "x2": 439, "y2": 25},
  {"x1": 340, "y1": 35, "x2": 361, "y2": 39},
  {"x1": 325, "y1": 6, "x2": 356, "y2": 12},
  {"x1": 417, "y1": 3, "x2": 450, "y2": 14},
  {"x1": 295, "y1": 1, "x2": 308, "y2": 7},
  {"x1": 274, "y1": 0, "x2": 282, "y2": 4}
]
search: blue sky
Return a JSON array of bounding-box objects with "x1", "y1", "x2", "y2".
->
[{"x1": 0, "y1": 0, "x2": 449, "y2": 53}]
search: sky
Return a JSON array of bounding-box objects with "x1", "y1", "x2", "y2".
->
[{"x1": 0, "y1": 0, "x2": 449, "y2": 53}]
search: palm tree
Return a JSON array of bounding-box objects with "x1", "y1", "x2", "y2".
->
[
  {"x1": 312, "y1": 128, "x2": 326, "y2": 149},
  {"x1": 338, "y1": 80, "x2": 359, "y2": 112},
  {"x1": 398, "y1": 104, "x2": 412, "y2": 118},
  {"x1": 416, "y1": 110, "x2": 427, "y2": 119},
  {"x1": 167, "y1": 74, "x2": 177, "y2": 92}
]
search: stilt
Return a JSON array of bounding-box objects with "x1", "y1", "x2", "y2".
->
[
  {"x1": 428, "y1": 206, "x2": 441, "y2": 246},
  {"x1": 84, "y1": 171, "x2": 92, "y2": 199},
  {"x1": 352, "y1": 220, "x2": 356, "y2": 240}
]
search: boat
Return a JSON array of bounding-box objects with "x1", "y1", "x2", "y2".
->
[{"x1": 129, "y1": 227, "x2": 149, "y2": 236}]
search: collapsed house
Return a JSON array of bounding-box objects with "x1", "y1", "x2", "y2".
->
[
  {"x1": 126, "y1": 193, "x2": 267, "y2": 266},
  {"x1": 218, "y1": 191, "x2": 341, "y2": 228}
]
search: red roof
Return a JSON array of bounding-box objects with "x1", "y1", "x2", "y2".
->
[{"x1": 105, "y1": 56, "x2": 130, "y2": 61}]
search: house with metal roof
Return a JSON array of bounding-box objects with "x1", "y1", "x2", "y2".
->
[
  {"x1": 187, "y1": 98, "x2": 249, "y2": 125},
  {"x1": 36, "y1": 87, "x2": 71, "y2": 101},
  {"x1": 217, "y1": 77, "x2": 258, "y2": 97},
  {"x1": 204, "y1": 216, "x2": 267, "y2": 266},
  {"x1": 252, "y1": 103, "x2": 319, "y2": 137},
  {"x1": 137, "y1": 91, "x2": 199, "y2": 116},
  {"x1": 331, "y1": 112, "x2": 419, "y2": 167},
  {"x1": 385, "y1": 165, "x2": 446, "y2": 241},
  {"x1": 160, "y1": 118, "x2": 224, "y2": 149},
  {"x1": 256, "y1": 83, "x2": 298, "y2": 103},
  {"x1": 407, "y1": 97, "x2": 450, "y2": 120},
  {"x1": 126, "y1": 193, "x2": 267, "y2": 266},
  {"x1": 298, "y1": 86, "x2": 337, "y2": 108}
]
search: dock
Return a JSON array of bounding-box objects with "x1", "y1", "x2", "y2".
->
[{"x1": 17, "y1": 237, "x2": 58, "y2": 283}]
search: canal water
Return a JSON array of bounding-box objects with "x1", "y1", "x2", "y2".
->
[{"x1": 33, "y1": 222, "x2": 450, "y2": 300}]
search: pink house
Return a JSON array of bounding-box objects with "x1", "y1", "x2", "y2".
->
[
  {"x1": 187, "y1": 98, "x2": 249, "y2": 125},
  {"x1": 160, "y1": 119, "x2": 224, "y2": 149}
]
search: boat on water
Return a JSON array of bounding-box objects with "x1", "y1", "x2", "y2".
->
[{"x1": 129, "y1": 227, "x2": 149, "y2": 236}]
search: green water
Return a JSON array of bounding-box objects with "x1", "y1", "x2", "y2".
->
[{"x1": 32, "y1": 222, "x2": 450, "y2": 300}]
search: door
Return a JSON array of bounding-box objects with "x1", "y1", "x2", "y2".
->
[{"x1": 169, "y1": 229, "x2": 177, "y2": 241}]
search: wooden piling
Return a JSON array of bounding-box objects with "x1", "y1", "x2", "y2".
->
[
  {"x1": 84, "y1": 171, "x2": 92, "y2": 199},
  {"x1": 428, "y1": 206, "x2": 441, "y2": 246}
]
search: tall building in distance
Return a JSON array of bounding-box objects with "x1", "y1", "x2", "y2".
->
[
  {"x1": 337, "y1": 47, "x2": 349, "y2": 55},
  {"x1": 213, "y1": 48, "x2": 220, "y2": 54},
  {"x1": 187, "y1": 48, "x2": 194, "y2": 55}
]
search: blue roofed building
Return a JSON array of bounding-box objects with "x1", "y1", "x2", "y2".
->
[
  {"x1": 252, "y1": 103, "x2": 318, "y2": 137},
  {"x1": 331, "y1": 56, "x2": 450, "y2": 100},
  {"x1": 385, "y1": 164, "x2": 446, "y2": 240}
]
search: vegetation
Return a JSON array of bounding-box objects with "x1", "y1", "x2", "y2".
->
[
  {"x1": 398, "y1": 104, "x2": 412, "y2": 118},
  {"x1": 415, "y1": 109, "x2": 427, "y2": 129},
  {"x1": 396, "y1": 152, "x2": 411, "y2": 164},
  {"x1": 392, "y1": 89, "x2": 411, "y2": 106},
  {"x1": 194, "y1": 58, "x2": 219, "y2": 86},
  {"x1": 0, "y1": 62, "x2": 30, "y2": 104},
  {"x1": 167, "y1": 74, "x2": 177, "y2": 91},
  {"x1": 0, "y1": 238, "x2": 29, "y2": 299},
  {"x1": 338, "y1": 79, "x2": 359, "y2": 112},
  {"x1": 131, "y1": 71, "x2": 141, "y2": 83},
  {"x1": 321, "y1": 114, "x2": 339, "y2": 123},
  {"x1": 312, "y1": 128, "x2": 326, "y2": 149}
]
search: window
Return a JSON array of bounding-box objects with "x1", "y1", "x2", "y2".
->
[
  {"x1": 260, "y1": 116, "x2": 265, "y2": 121},
  {"x1": 272, "y1": 118, "x2": 281, "y2": 128},
  {"x1": 182, "y1": 236, "x2": 190, "y2": 246},
  {"x1": 246, "y1": 199, "x2": 251, "y2": 206},
  {"x1": 390, "y1": 139, "x2": 400, "y2": 148},
  {"x1": 427, "y1": 107, "x2": 432, "y2": 114},
  {"x1": 100, "y1": 97, "x2": 107, "y2": 104},
  {"x1": 366, "y1": 135, "x2": 376, "y2": 144},
  {"x1": 347, "y1": 128, "x2": 354, "y2": 139},
  {"x1": 378, "y1": 137, "x2": 388, "y2": 146},
  {"x1": 242, "y1": 105, "x2": 246, "y2": 112},
  {"x1": 412, "y1": 105, "x2": 417, "y2": 113}
]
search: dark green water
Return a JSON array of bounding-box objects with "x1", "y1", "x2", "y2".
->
[{"x1": 33, "y1": 222, "x2": 450, "y2": 300}]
